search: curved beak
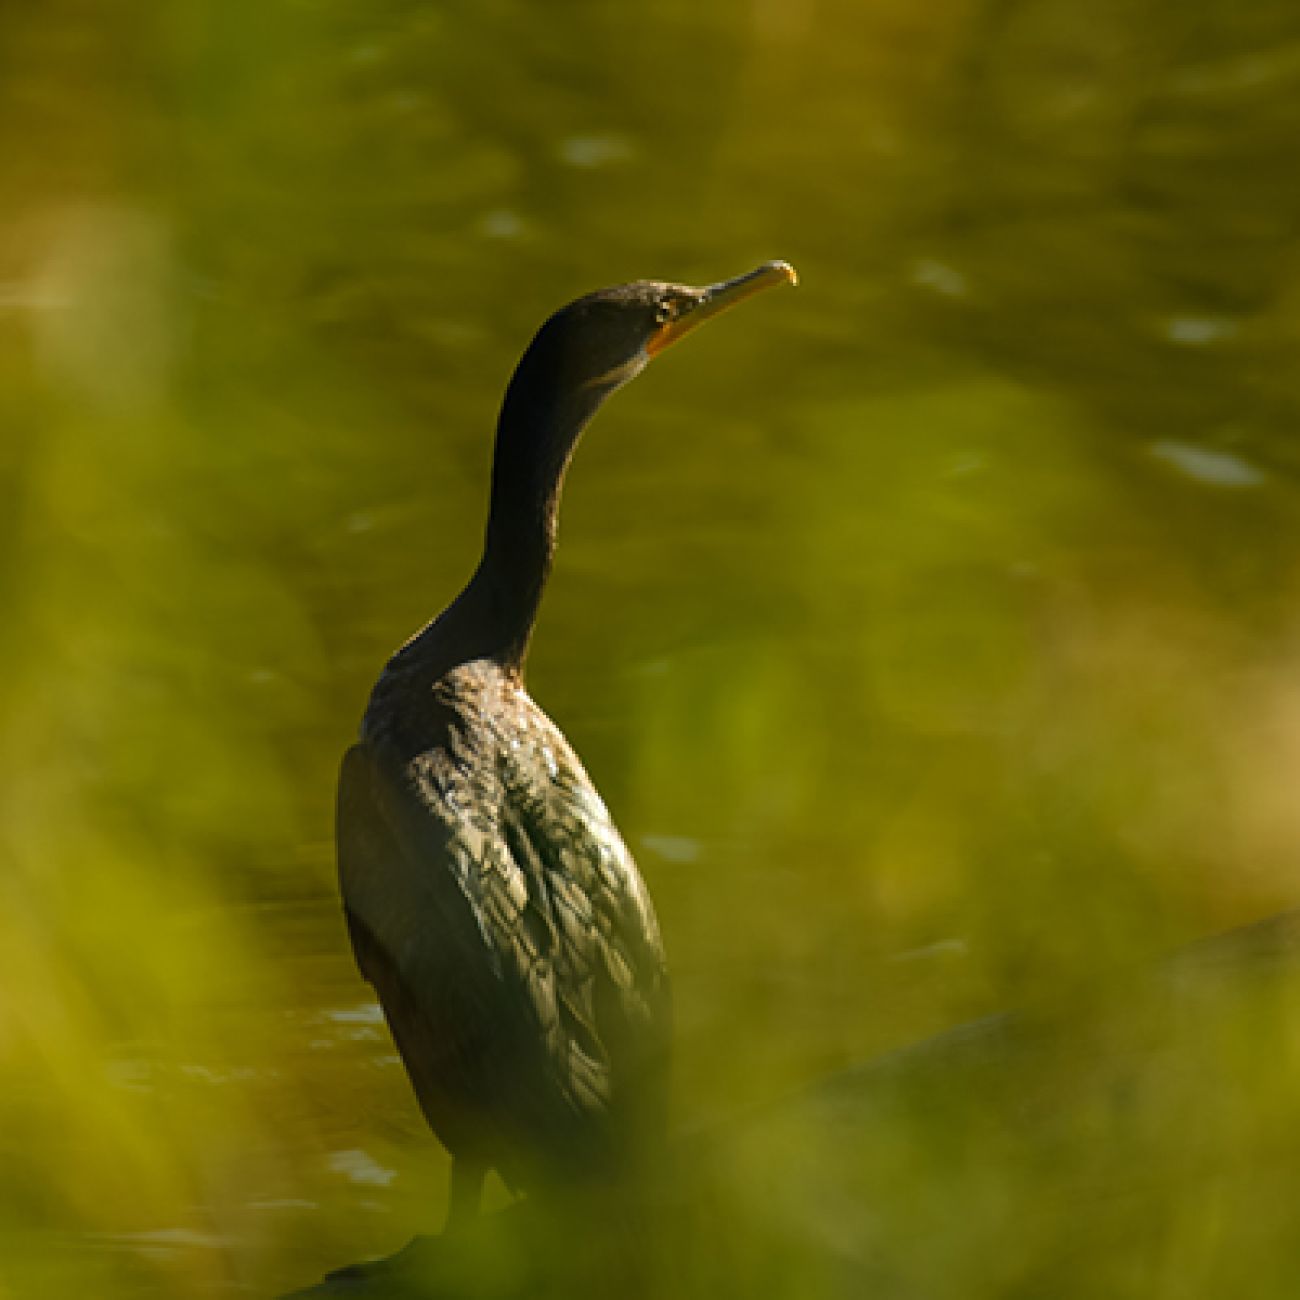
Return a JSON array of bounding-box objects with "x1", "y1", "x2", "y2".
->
[{"x1": 646, "y1": 260, "x2": 798, "y2": 357}]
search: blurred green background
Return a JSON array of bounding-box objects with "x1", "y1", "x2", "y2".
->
[{"x1": 4, "y1": 0, "x2": 1300, "y2": 1295}]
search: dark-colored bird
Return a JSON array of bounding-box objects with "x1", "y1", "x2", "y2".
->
[{"x1": 336, "y1": 261, "x2": 797, "y2": 1229}]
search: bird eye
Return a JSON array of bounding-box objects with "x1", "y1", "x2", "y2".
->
[{"x1": 654, "y1": 302, "x2": 674, "y2": 325}]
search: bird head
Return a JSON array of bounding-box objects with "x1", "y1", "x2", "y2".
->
[{"x1": 519, "y1": 260, "x2": 798, "y2": 404}]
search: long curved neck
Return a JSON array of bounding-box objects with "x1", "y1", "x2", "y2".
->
[{"x1": 448, "y1": 352, "x2": 609, "y2": 670}]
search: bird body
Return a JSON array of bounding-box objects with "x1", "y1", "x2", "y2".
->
[
  {"x1": 336, "y1": 261, "x2": 795, "y2": 1224},
  {"x1": 339, "y1": 656, "x2": 669, "y2": 1195}
]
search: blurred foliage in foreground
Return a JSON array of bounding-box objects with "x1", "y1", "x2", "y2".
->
[{"x1": 2, "y1": 0, "x2": 1300, "y2": 1295}]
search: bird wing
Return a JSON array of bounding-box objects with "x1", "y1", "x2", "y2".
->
[{"x1": 339, "y1": 732, "x2": 554, "y2": 1170}]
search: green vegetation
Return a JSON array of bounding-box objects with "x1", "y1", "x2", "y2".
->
[{"x1": 3, "y1": 0, "x2": 1300, "y2": 1294}]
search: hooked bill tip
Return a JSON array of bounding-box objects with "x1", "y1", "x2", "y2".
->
[{"x1": 762, "y1": 259, "x2": 798, "y2": 287}]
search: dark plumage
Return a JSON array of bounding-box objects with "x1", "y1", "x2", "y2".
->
[{"x1": 336, "y1": 261, "x2": 796, "y2": 1226}]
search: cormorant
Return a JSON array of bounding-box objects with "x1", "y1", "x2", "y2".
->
[{"x1": 336, "y1": 261, "x2": 797, "y2": 1228}]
